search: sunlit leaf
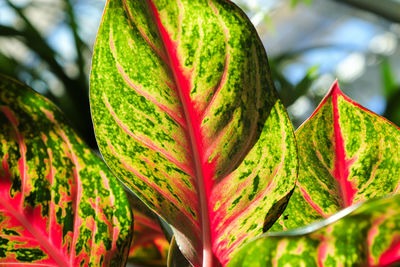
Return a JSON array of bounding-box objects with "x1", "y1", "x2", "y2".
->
[
  {"x1": 229, "y1": 194, "x2": 400, "y2": 266},
  {"x1": 90, "y1": 0, "x2": 297, "y2": 265},
  {"x1": 271, "y1": 81, "x2": 400, "y2": 232},
  {"x1": 0, "y1": 75, "x2": 133, "y2": 266}
]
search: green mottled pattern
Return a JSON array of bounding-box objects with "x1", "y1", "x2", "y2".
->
[
  {"x1": 90, "y1": 0, "x2": 297, "y2": 265},
  {"x1": 338, "y1": 97, "x2": 400, "y2": 200},
  {"x1": 228, "y1": 195, "x2": 400, "y2": 267},
  {"x1": 271, "y1": 84, "x2": 400, "y2": 232},
  {"x1": 211, "y1": 102, "x2": 296, "y2": 261},
  {"x1": 0, "y1": 75, "x2": 133, "y2": 266}
]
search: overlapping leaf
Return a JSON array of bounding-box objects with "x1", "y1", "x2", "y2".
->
[
  {"x1": 0, "y1": 75, "x2": 133, "y2": 266},
  {"x1": 127, "y1": 194, "x2": 169, "y2": 266},
  {"x1": 228, "y1": 194, "x2": 400, "y2": 266},
  {"x1": 90, "y1": 0, "x2": 297, "y2": 265},
  {"x1": 271, "y1": 81, "x2": 400, "y2": 232}
]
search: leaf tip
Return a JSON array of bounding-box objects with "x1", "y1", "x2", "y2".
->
[
  {"x1": 312, "y1": 79, "x2": 400, "y2": 132},
  {"x1": 327, "y1": 79, "x2": 343, "y2": 98}
]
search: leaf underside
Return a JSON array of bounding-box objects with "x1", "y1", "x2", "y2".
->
[
  {"x1": 0, "y1": 75, "x2": 133, "y2": 266},
  {"x1": 268, "y1": 81, "x2": 400, "y2": 265},
  {"x1": 228, "y1": 194, "x2": 400, "y2": 267},
  {"x1": 90, "y1": 0, "x2": 297, "y2": 265}
]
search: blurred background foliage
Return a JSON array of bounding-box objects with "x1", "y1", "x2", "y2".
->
[{"x1": 0, "y1": 0, "x2": 399, "y2": 150}]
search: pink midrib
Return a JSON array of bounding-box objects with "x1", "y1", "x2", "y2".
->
[
  {"x1": 378, "y1": 235, "x2": 400, "y2": 266},
  {"x1": 317, "y1": 235, "x2": 328, "y2": 267},
  {"x1": 0, "y1": 106, "x2": 68, "y2": 267},
  {"x1": 146, "y1": 1, "x2": 216, "y2": 267},
  {"x1": 331, "y1": 83, "x2": 357, "y2": 207}
]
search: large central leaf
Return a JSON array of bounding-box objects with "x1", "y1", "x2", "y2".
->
[{"x1": 90, "y1": 0, "x2": 297, "y2": 265}]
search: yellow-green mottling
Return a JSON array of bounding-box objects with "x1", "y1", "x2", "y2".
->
[
  {"x1": 229, "y1": 195, "x2": 400, "y2": 266},
  {"x1": 271, "y1": 87, "x2": 400, "y2": 233},
  {"x1": 90, "y1": 0, "x2": 297, "y2": 265},
  {"x1": 0, "y1": 75, "x2": 133, "y2": 266}
]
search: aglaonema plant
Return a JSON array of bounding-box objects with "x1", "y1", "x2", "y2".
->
[
  {"x1": 229, "y1": 194, "x2": 400, "y2": 266},
  {"x1": 1, "y1": 0, "x2": 400, "y2": 266},
  {"x1": 90, "y1": 0, "x2": 297, "y2": 266},
  {"x1": 0, "y1": 74, "x2": 133, "y2": 266},
  {"x1": 228, "y1": 82, "x2": 400, "y2": 266},
  {"x1": 89, "y1": 0, "x2": 400, "y2": 266},
  {"x1": 271, "y1": 81, "x2": 400, "y2": 232},
  {"x1": 126, "y1": 193, "x2": 170, "y2": 266}
]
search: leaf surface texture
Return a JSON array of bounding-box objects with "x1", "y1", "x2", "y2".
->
[
  {"x1": 0, "y1": 75, "x2": 133, "y2": 266},
  {"x1": 90, "y1": 0, "x2": 297, "y2": 265}
]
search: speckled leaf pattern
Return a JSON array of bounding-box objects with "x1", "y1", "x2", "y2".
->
[
  {"x1": 127, "y1": 194, "x2": 169, "y2": 266},
  {"x1": 271, "y1": 81, "x2": 400, "y2": 233},
  {"x1": 0, "y1": 75, "x2": 133, "y2": 266},
  {"x1": 90, "y1": 0, "x2": 297, "y2": 265},
  {"x1": 228, "y1": 194, "x2": 400, "y2": 267}
]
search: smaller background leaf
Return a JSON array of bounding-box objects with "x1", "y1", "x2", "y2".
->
[
  {"x1": 228, "y1": 195, "x2": 400, "y2": 267},
  {"x1": 127, "y1": 194, "x2": 169, "y2": 266},
  {"x1": 271, "y1": 81, "x2": 400, "y2": 232},
  {"x1": 0, "y1": 74, "x2": 133, "y2": 266}
]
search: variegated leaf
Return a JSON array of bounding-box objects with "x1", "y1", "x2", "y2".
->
[
  {"x1": 127, "y1": 194, "x2": 169, "y2": 266},
  {"x1": 0, "y1": 74, "x2": 133, "y2": 266},
  {"x1": 228, "y1": 194, "x2": 400, "y2": 266},
  {"x1": 271, "y1": 81, "x2": 400, "y2": 232},
  {"x1": 90, "y1": 0, "x2": 297, "y2": 265}
]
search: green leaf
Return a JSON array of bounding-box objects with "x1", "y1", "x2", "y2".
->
[
  {"x1": 0, "y1": 74, "x2": 133, "y2": 266},
  {"x1": 90, "y1": 0, "x2": 297, "y2": 265},
  {"x1": 127, "y1": 194, "x2": 169, "y2": 266},
  {"x1": 228, "y1": 194, "x2": 400, "y2": 266},
  {"x1": 271, "y1": 81, "x2": 400, "y2": 232},
  {"x1": 380, "y1": 58, "x2": 397, "y2": 98},
  {"x1": 290, "y1": 0, "x2": 312, "y2": 8}
]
